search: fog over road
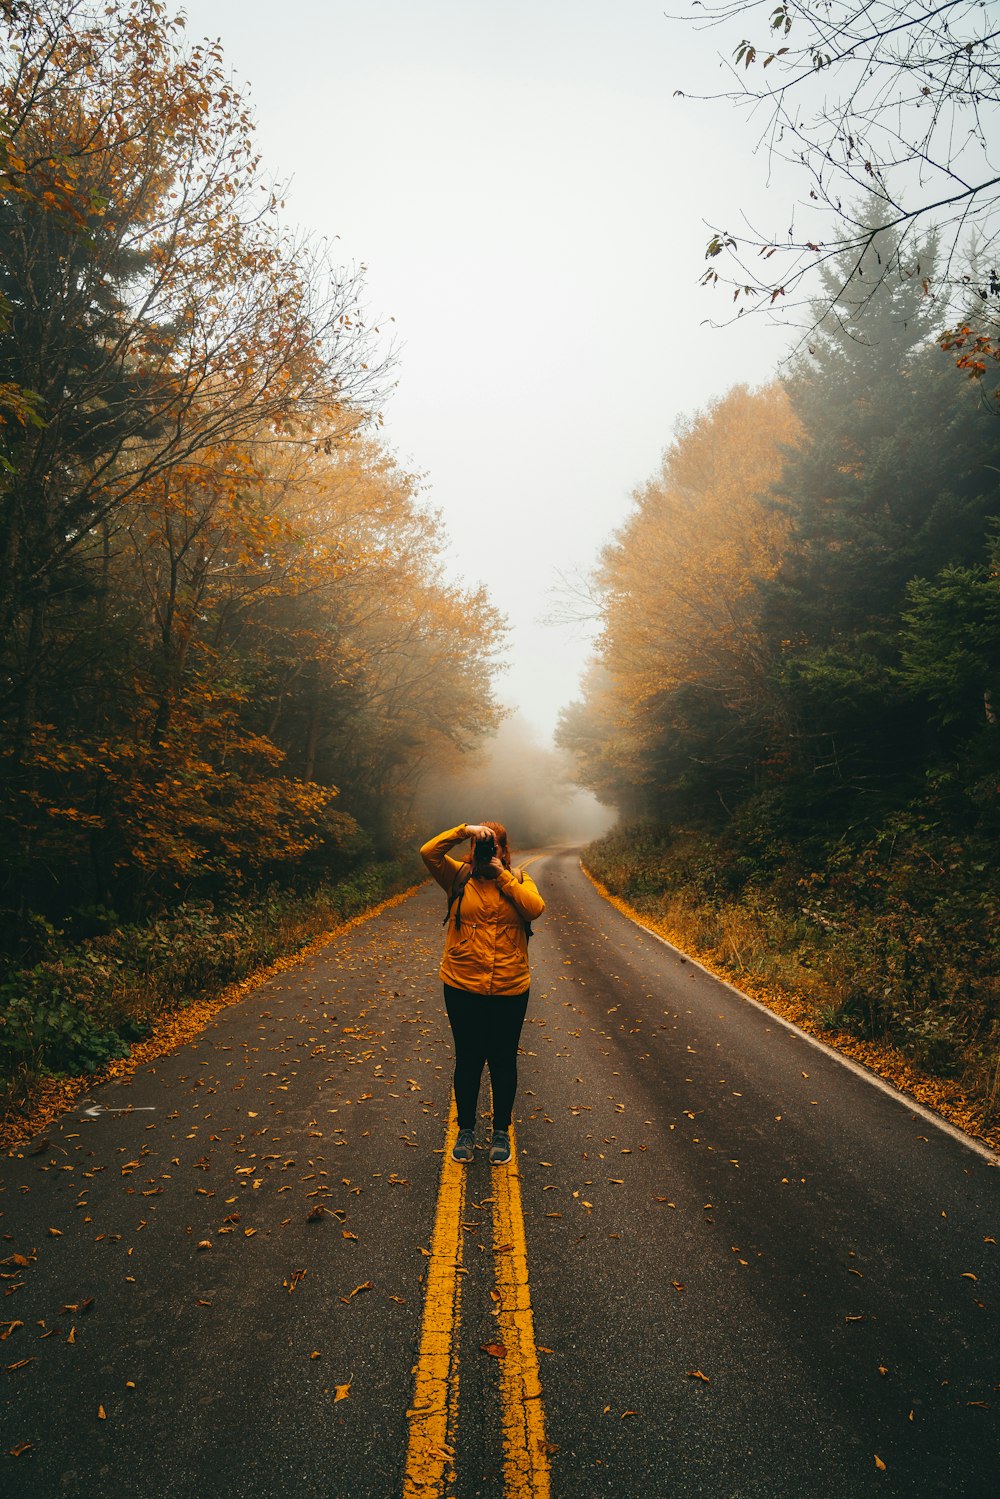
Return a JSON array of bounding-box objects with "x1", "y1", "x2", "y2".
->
[{"x1": 2, "y1": 850, "x2": 997, "y2": 1498}]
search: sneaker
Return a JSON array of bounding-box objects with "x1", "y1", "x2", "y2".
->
[
  {"x1": 452, "y1": 1128, "x2": 475, "y2": 1163},
  {"x1": 489, "y1": 1129, "x2": 511, "y2": 1165}
]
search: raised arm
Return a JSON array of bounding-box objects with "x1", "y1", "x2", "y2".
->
[
  {"x1": 497, "y1": 867, "x2": 545, "y2": 921},
  {"x1": 420, "y1": 824, "x2": 471, "y2": 892}
]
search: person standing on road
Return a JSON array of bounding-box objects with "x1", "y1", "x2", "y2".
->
[{"x1": 420, "y1": 821, "x2": 544, "y2": 1165}]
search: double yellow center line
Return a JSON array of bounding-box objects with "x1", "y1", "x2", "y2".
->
[{"x1": 403, "y1": 1104, "x2": 551, "y2": 1498}]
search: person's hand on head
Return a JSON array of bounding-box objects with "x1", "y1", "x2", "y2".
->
[{"x1": 465, "y1": 823, "x2": 490, "y2": 841}]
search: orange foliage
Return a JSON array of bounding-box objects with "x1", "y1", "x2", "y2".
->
[
  {"x1": 0, "y1": 4, "x2": 504, "y2": 923},
  {"x1": 939, "y1": 324, "x2": 1000, "y2": 386},
  {"x1": 597, "y1": 383, "x2": 800, "y2": 757}
]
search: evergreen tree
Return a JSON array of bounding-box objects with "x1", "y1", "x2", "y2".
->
[{"x1": 760, "y1": 214, "x2": 1000, "y2": 799}]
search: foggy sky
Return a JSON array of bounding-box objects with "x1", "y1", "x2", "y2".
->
[
  {"x1": 178, "y1": 0, "x2": 792, "y2": 737},
  {"x1": 415, "y1": 712, "x2": 616, "y2": 851}
]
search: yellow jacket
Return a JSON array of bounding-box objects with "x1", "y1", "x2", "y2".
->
[{"x1": 420, "y1": 825, "x2": 545, "y2": 995}]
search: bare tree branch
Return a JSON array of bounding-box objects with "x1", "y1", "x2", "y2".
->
[{"x1": 671, "y1": 1, "x2": 1000, "y2": 326}]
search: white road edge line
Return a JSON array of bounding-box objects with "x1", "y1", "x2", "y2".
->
[{"x1": 580, "y1": 859, "x2": 999, "y2": 1168}]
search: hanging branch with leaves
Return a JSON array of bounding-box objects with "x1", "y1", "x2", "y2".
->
[{"x1": 671, "y1": 1, "x2": 1000, "y2": 323}]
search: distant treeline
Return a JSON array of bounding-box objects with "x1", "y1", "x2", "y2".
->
[
  {"x1": 0, "y1": 0, "x2": 505, "y2": 957},
  {"x1": 415, "y1": 713, "x2": 616, "y2": 853},
  {"x1": 560, "y1": 233, "x2": 999, "y2": 1108}
]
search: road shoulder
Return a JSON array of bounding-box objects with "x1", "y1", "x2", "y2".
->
[
  {"x1": 1, "y1": 885, "x2": 425, "y2": 1155},
  {"x1": 581, "y1": 862, "x2": 1000, "y2": 1159}
]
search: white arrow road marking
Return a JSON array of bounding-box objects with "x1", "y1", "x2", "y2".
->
[{"x1": 81, "y1": 1104, "x2": 156, "y2": 1118}]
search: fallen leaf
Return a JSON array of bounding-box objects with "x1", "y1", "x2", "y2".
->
[
  {"x1": 334, "y1": 1378, "x2": 352, "y2": 1402},
  {"x1": 621, "y1": 1409, "x2": 638, "y2": 1418},
  {"x1": 310, "y1": 1351, "x2": 321, "y2": 1359},
  {"x1": 307, "y1": 1206, "x2": 326, "y2": 1222},
  {"x1": 98, "y1": 1405, "x2": 106, "y2": 1420},
  {"x1": 874, "y1": 1455, "x2": 886, "y2": 1471},
  {"x1": 196, "y1": 1241, "x2": 212, "y2": 1251},
  {"x1": 5, "y1": 1358, "x2": 34, "y2": 1372},
  {"x1": 341, "y1": 1281, "x2": 373, "y2": 1302},
  {"x1": 9, "y1": 1441, "x2": 32, "y2": 1456},
  {"x1": 480, "y1": 1342, "x2": 507, "y2": 1358},
  {"x1": 687, "y1": 1369, "x2": 710, "y2": 1383},
  {"x1": 47, "y1": 1228, "x2": 62, "y2": 1237},
  {"x1": 961, "y1": 1272, "x2": 978, "y2": 1281},
  {"x1": 0, "y1": 1322, "x2": 23, "y2": 1341}
]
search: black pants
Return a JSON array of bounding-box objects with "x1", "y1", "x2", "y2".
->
[{"x1": 444, "y1": 984, "x2": 529, "y2": 1131}]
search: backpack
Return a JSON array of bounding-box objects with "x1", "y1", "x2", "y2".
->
[{"x1": 444, "y1": 863, "x2": 533, "y2": 941}]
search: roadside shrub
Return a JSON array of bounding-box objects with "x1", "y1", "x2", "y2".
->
[
  {"x1": 584, "y1": 815, "x2": 999, "y2": 1106},
  {"x1": 0, "y1": 857, "x2": 418, "y2": 1088}
]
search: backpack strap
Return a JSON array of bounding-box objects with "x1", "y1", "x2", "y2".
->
[
  {"x1": 513, "y1": 867, "x2": 533, "y2": 942},
  {"x1": 443, "y1": 863, "x2": 473, "y2": 930},
  {"x1": 444, "y1": 863, "x2": 533, "y2": 942}
]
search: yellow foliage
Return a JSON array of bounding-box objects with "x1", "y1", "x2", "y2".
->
[{"x1": 599, "y1": 382, "x2": 800, "y2": 721}]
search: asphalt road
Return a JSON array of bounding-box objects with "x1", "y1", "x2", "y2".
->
[{"x1": 2, "y1": 849, "x2": 997, "y2": 1498}]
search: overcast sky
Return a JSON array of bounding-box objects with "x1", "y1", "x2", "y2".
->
[{"x1": 180, "y1": 0, "x2": 792, "y2": 738}]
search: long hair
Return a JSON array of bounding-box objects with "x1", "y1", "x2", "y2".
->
[
  {"x1": 463, "y1": 820, "x2": 512, "y2": 872},
  {"x1": 484, "y1": 820, "x2": 512, "y2": 870}
]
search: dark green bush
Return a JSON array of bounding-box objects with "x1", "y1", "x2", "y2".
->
[{"x1": 0, "y1": 858, "x2": 418, "y2": 1085}]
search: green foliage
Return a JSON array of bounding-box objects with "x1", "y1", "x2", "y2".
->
[
  {"x1": 899, "y1": 535, "x2": 1000, "y2": 730},
  {"x1": 0, "y1": 987, "x2": 139, "y2": 1075},
  {"x1": 0, "y1": 858, "x2": 417, "y2": 1085},
  {"x1": 586, "y1": 817, "x2": 999, "y2": 1093},
  {"x1": 564, "y1": 223, "x2": 1000, "y2": 1117}
]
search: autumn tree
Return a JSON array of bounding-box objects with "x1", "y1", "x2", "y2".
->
[
  {"x1": 0, "y1": 4, "x2": 507, "y2": 938},
  {"x1": 249, "y1": 436, "x2": 507, "y2": 848},
  {"x1": 558, "y1": 383, "x2": 800, "y2": 812},
  {"x1": 555, "y1": 664, "x2": 649, "y2": 816},
  {"x1": 0, "y1": 0, "x2": 384, "y2": 765},
  {"x1": 562, "y1": 257, "x2": 999, "y2": 877}
]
